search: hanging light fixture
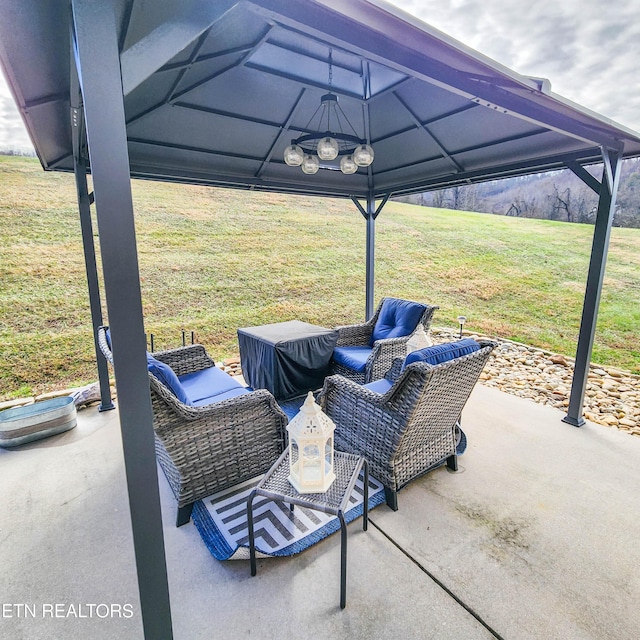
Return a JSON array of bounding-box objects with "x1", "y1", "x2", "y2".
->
[{"x1": 283, "y1": 50, "x2": 374, "y2": 175}]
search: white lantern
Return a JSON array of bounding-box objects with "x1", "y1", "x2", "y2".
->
[
  {"x1": 406, "y1": 324, "x2": 433, "y2": 354},
  {"x1": 287, "y1": 392, "x2": 336, "y2": 493},
  {"x1": 317, "y1": 136, "x2": 339, "y2": 161},
  {"x1": 353, "y1": 143, "x2": 375, "y2": 167}
]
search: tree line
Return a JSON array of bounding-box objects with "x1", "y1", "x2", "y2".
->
[{"x1": 396, "y1": 157, "x2": 640, "y2": 228}]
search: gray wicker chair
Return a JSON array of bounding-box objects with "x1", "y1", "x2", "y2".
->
[
  {"x1": 331, "y1": 297, "x2": 439, "y2": 384},
  {"x1": 318, "y1": 341, "x2": 495, "y2": 510},
  {"x1": 97, "y1": 327, "x2": 287, "y2": 527}
]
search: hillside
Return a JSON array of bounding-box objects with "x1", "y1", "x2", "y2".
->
[
  {"x1": 1, "y1": 155, "x2": 639, "y2": 400},
  {"x1": 399, "y1": 157, "x2": 640, "y2": 228}
]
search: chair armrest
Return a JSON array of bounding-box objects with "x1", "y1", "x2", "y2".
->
[
  {"x1": 318, "y1": 373, "x2": 388, "y2": 411},
  {"x1": 152, "y1": 344, "x2": 216, "y2": 376},
  {"x1": 366, "y1": 336, "x2": 411, "y2": 382},
  {"x1": 318, "y1": 374, "x2": 403, "y2": 472},
  {"x1": 385, "y1": 358, "x2": 404, "y2": 383}
]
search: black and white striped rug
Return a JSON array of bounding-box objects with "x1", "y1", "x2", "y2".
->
[{"x1": 192, "y1": 472, "x2": 385, "y2": 561}]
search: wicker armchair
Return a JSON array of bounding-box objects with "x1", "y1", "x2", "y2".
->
[
  {"x1": 331, "y1": 297, "x2": 438, "y2": 384},
  {"x1": 97, "y1": 327, "x2": 287, "y2": 527},
  {"x1": 318, "y1": 341, "x2": 495, "y2": 510}
]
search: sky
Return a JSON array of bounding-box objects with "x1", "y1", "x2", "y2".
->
[{"x1": 1, "y1": 0, "x2": 639, "y2": 151}]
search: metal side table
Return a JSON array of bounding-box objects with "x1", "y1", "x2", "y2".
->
[{"x1": 247, "y1": 449, "x2": 369, "y2": 609}]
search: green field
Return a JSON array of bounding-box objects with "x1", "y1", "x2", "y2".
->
[{"x1": 1, "y1": 155, "x2": 639, "y2": 400}]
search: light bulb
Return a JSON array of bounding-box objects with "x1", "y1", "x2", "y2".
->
[
  {"x1": 340, "y1": 155, "x2": 358, "y2": 174},
  {"x1": 353, "y1": 143, "x2": 374, "y2": 167},
  {"x1": 283, "y1": 144, "x2": 304, "y2": 166},
  {"x1": 317, "y1": 136, "x2": 339, "y2": 161},
  {"x1": 301, "y1": 154, "x2": 320, "y2": 174}
]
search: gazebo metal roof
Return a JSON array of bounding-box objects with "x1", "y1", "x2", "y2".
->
[
  {"x1": 1, "y1": 2, "x2": 639, "y2": 638},
  {"x1": 2, "y1": 0, "x2": 640, "y2": 197}
]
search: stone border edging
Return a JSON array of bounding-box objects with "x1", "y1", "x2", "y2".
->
[{"x1": 429, "y1": 327, "x2": 639, "y2": 435}]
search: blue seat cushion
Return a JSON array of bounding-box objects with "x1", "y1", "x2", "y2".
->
[
  {"x1": 190, "y1": 386, "x2": 250, "y2": 407},
  {"x1": 332, "y1": 346, "x2": 372, "y2": 373},
  {"x1": 147, "y1": 354, "x2": 191, "y2": 405},
  {"x1": 363, "y1": 378, "x2": 393, "y2": 395},
  {"x1": 179, "y1": 366, "x2": 245, "y2": 404},
  {"x1": 403, "y1": 338, "x2": 481, "y2": 369},
  {"x1": 371, "y1": 299, "x2": 427, "y2": 345}
]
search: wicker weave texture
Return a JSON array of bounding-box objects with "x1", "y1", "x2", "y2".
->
[
  {"x1": 98, "y1": 327, "x2": 287, "y2": 508},
  {"x1": 331, "y1": 297, "x2": 438, "y2": 383},
  {"x1": 319, "y1": 343, "x2": 495, "y2": 493}
]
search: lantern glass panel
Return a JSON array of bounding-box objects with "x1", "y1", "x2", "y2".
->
[
  {"x1": 325, "y1": 439, "x2": 333, "y2": 473},
  {"x1": 302, "y1": 443, "x2": 321, "y2": 482}
]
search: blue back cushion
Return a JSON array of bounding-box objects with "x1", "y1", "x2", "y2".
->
[
  {"x1": 371, "y1": 298, "x2": 427, "y2": 345},
  {"x1": 403, "y1": 339, "x2": 481, "y2": 369},
  {"x1": 147, "y1": 354, "x2": 192, "y2": 405}
]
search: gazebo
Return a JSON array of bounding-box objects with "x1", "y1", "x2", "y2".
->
[{"x1": 2, "y1": 1, "x2": 640, "y2": 637}]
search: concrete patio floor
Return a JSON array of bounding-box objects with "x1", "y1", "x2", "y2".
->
[{"x1": 1, "y1": 384, "x2": 639, "y2": 640}]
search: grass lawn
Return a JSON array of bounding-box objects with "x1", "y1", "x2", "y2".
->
[{"x1": 1, "y1": 155, "x2": 639, "y2": 400}]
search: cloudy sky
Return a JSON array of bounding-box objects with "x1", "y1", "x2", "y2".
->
[{"x1": 1, "y1": 0, "x2": 639, "y2": 151}]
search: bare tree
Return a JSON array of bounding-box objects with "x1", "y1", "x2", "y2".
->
[{"x1": 431, "y1": 189, "x2": 448, "y2": 208}]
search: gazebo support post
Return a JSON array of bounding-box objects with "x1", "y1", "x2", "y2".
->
[
  {"x1": 70, "y1": 52, "x2": 114, "y2": 412},
  {"x1": 71, "y1": 2, "x2": 173, "y2": 638},
  {"x1": 71, "y1": 127, "x2": 116, "y2": 411},
  {"x1": 72, "y1": 153, "x2": 114, "y2": 411},
  {"x1": 563, "y1": 147, "x2": 622, "y2": 427},
  {"x1": 352, "y1": 192, "x2": 390, "y2": 320}
]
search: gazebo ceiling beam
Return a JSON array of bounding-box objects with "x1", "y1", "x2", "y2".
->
[
  {"x1": 365, "y1": 76, "x2": 413, "y2": 104},
  {"x1": 262, "y1": 38, "x2": 365, "y2": 75},
  {"x1": 168, "y1": 25, "x2": 273, "y2": 103},
  {"x1": 164, "y1": 29, "x2": 212, "y2": 104},
  {"x1": 127, "y1": 137, "x2": 265, "y2": 163},
  {"x1": 172, "y1": 101, "x2": 285, "y2": 128},
  {"x1": 244, "y1": 61, "x2": 365, "y2": 101},
  {"x1": 125, "y1": 27, "x2": 272, "y2": 127},
  {"x1": 158, "y1": 44, "x2": 255, "y2": 73},
  {"x1": 120, "y1": 0, "x2": 238, "y2": 96},
  {"x1": 371, "y1": 103, "x2": 480, "y2": 145},
  {"x1": 172, "y1": 99, "x2": 337, "y2": 142},
  {"x1": 255, "y1": 88, "x2": 306, "y2": 178},
  {"x1": 392, "y1": 90, "x2": 464, "y2": 174},
  {"x1": 127, "y1": 163, "x2": 366, "y2": 198},
  {"x1": 372, "y1": 128, "x2": 550, "y2": 178},
  {"x1": 24, "y1": 92, "x2": 68, "y2": 110}
]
